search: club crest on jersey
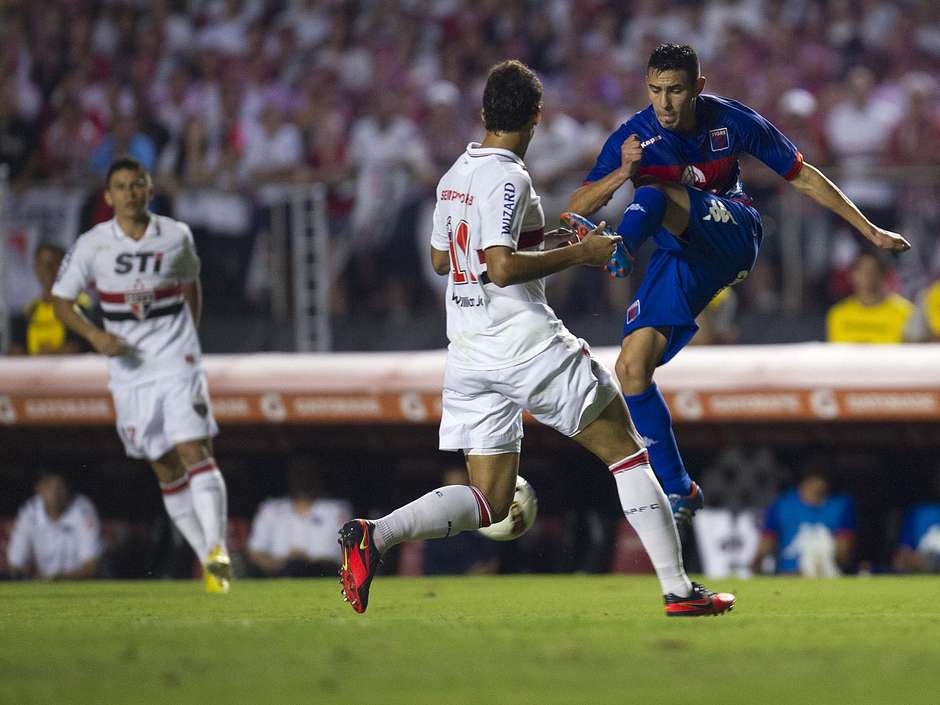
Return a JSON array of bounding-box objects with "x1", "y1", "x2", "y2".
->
[
  {"x1": 126, "y1": 289, "x2": 154, "y2": 320},
  {"x1": 709, "y1": 127, "x2": 730, "y2": 151},
  {"x1": 681, "y1": 164, "x2": 706, "y2": 187},
  {"x1": 627, "y1": 299, "x2": 641, "y2": 324}
]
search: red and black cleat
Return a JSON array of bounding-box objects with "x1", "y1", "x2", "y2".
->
[
  {"x1": 664, "y1": 582, "x2": 735, "y2": 617},
  {"x1": 338, "y1": 519, "x2": 382, "y2": 614}
]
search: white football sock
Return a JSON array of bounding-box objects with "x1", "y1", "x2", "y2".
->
[
  {"x1": 160, "y1": 476, "x2": 208, "y2": 562},
  {"x1": 187, "y1": 458, "x2": 228, "y2": 555},
  {"x1": 373, "y1": 485, "x2": 492, "y2": 554},
  {"x1": 610, "y1": 449, "x2": 692, "y2": 597}
]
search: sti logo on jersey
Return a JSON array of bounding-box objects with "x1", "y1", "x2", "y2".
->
[
  {"x1": 114, "y1": 251, "x2": 164, "y2": 274},
  {"x1": 709, "y1": 127, "x2": 730, "y2": 151}
]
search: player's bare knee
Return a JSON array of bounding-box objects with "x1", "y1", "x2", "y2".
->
[{"x1": 614, "y1": 352, "x2": 653, "y2": 395}]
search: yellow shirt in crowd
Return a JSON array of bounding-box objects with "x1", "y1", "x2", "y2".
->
[
  {"x1": 24, "y1": 293, "x2": 92, "y2": 355},
  {"x1": 826, "y1": 293, "x2": 915, "y2": 343},
  {"x1": 923, "y1": 281, "x2": 940, "y2": 338}
]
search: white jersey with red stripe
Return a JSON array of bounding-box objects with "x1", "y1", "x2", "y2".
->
[
  {"x1": 51, "y1": 215, "x2": 202, "y2": 387},
  {"x1": 430, "y1": 143, "x2": 564, "y2": 370}
]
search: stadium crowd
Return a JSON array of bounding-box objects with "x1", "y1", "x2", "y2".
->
[{"x1": 1, "y1": 0, "x2": 939, "y2": 349}]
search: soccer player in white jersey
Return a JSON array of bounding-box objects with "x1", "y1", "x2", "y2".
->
[
  {"x1": 51, "y1": 157, "x2": 231, "y2": 593},
  {"x1": 339, "y1": 60, "x2": 734, "y2": 617}
]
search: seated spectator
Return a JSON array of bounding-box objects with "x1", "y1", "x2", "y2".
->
[
  {"x1": 7, "y1": 470, "x2": 102, "y2": 579},
  {"x1": 826, "y1": 253, "x2": 915, "y2": 343},
  {"x1": 247, "y1": 458, "x2": 351, "y2": 577},
  {"x1": 8, "y1": 243, "x2": 92, "y2": 355},
  {"x1": 422, "y1": 467, "x2": 499, "y2": 576},
  {"x1": 751, "y1": 465, "x2": 855, "y2": 577},
  {"x1": 893, "y1": 470, "x2": 940, "y2": 573}
]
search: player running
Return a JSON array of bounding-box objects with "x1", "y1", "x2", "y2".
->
[
  {"x1": 51, "y1": 157, "x2": 232, "y2": 593},
  {"x1": 339, "y1": 60, "x2": 734, "y2": 618},
  {"x1": 566, "y1": 44, "x2": 910, "y2": 526}
]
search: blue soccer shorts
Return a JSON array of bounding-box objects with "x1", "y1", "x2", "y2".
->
[{"x1": 622, "y1": 187, "x2": 762, "y2": 365}]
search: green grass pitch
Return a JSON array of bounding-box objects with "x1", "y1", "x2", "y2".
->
[{"x1": 3, "y1": 576, "x2": 940, "y2": 705}]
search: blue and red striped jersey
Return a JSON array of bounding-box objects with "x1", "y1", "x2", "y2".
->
[{"x1": 584, "y1": 94, "x2": 803, "y2": 203}]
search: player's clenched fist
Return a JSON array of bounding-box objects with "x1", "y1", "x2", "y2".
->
[
  {"x1": 868, "y1": 226, "x2": 911, "y2": 252},
  {"x1": 578, "y1": 221, "x2": 622, "y2": 266},
  {"x1": 619, "y1": 134, "x2": 644, "y2": 178},
  {"x1": 89, "y1": 329, "x2": 130, "y2": 357}
]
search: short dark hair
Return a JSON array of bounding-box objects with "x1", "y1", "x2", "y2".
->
[
  {"x1": 482, "y1": 60, "x2": 542, "y2": 133},
  {"x1": 105, "y1": 156, "x2": 147, "y2": 188},
  {"x1": 647, "y1": 44, "x2": 700, "y2": 85}
]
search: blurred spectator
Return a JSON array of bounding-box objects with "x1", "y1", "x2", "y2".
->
[
  {"x1": 90, "y1": 113, "x2": 157, "y2": 176},
  {"x1": 240, "y1": 103, "x2": 304, "y2": 189},
  {"x1": 8, "y1": 243, "x2": 92, "y2": 355},
  {"x1": 892, "y1": 470, "x2": 940, "y2": 573},
  {"x1": 422, "y1": 467, "x2": 499, "y2": 576},
  {"x1": 824, "y1": 66, "x2": 902, "y2": 229},
  {"x1": 888, "y1": 73, "x2": 940, "y2": 168},
  {"x1": 826, "y1": 253, "x2": 915, "y2": 343},
  {"x1": 751, "y1": 464, "x2": 855, "y2": 577},
  {"x1": 7, "y1": 470, "x2": 102, "y2": 579},
  {"x1": 347, "y1": 93, "x2": 432, "y2": 250},
  {"x1": 39, "y1": 98, "x2": 101, "y2": 185},
  {"x1": 906, "y1": 279, "x2": 940, "y2": 342},
  {"x1": 0, "y1": 78, "x2": 37, "y2": 187},
  {"x1": 246, "y1": 458, "x2": 351, "y2": 577}
]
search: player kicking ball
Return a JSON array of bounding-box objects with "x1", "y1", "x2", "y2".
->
[
  {"x1": 339, "y1": 60, "x2": 734, "y2": 618},
  {"x1": 52, "y1": 157, "x2": 232, "y2": 593},
  {"x1": 566, "y1": 44, "x2": 910, "y2": 528}
]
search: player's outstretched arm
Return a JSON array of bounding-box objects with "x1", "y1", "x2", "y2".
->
[
  {"x1": 567, "y1": 135, "x2": 644, "y2": 217},
  {"x1": 485, "y1": 222, "x2": 619, "y2": 287},
  {"x1": 790, "y1": 162, "x2": 911, "y2": 252},
  {"x1": 52, "y1": 296, "x2": 129, "y2": 356}
]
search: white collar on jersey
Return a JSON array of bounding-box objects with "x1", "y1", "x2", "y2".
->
[
  {"x1": 465, "y1": 142, "x2": 525, "y2": 165},
  {"x1": 111, "y1": 215, "x2": 161, "y2": 242}
]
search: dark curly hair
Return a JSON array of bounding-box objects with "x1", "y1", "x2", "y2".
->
[
  {"x1": 647, "y1": 44, "x2": 700, "y2": 85},
  {"x1": 482, "y1": 60, "x2": 542, "y2": 133}
]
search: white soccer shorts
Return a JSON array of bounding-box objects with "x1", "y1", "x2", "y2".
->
[
  {"x1": 439, "y1": 332, "x2": 620, "y2": 452},
  {"x1": 111, "y1": 368, "x2": 219, "y2": 461}
]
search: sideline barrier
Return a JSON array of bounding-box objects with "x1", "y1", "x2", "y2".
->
[{"x1": 0, "y1": 344, "x2": 939, "y2": 426}]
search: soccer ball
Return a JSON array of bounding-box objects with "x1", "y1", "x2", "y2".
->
[{"x1": 477, "y1": 475, "x2": 538, "y2": 541}]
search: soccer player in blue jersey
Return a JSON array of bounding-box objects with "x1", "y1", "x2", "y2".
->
[
  {"x1": 565, "y1": 44, "x2": 910, "y2": 525},
  {"x1": 750, "y1": 467, "x2": 855, "y2": 576},
  {"x1": 893, "y1": 470, "x2": 940, "y2": 573}
]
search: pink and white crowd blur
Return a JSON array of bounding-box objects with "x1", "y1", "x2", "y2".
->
[{"x1": 1, "y1": 0, "x2": 939, "y2": 328}]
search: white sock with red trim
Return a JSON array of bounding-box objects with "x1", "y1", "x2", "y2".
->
[
  {"x1": 186, "y1": 458, "x2": 228, "y2": 557},
  {"x1": 610, "y1": 449, "x2": 692, "y2": 597},
  {"x1": 160, "y1": 476, "x2": 208, "y2": 562},
  {"x1": 372, "y1": 485, "x2": 492, "y2": 554}
]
